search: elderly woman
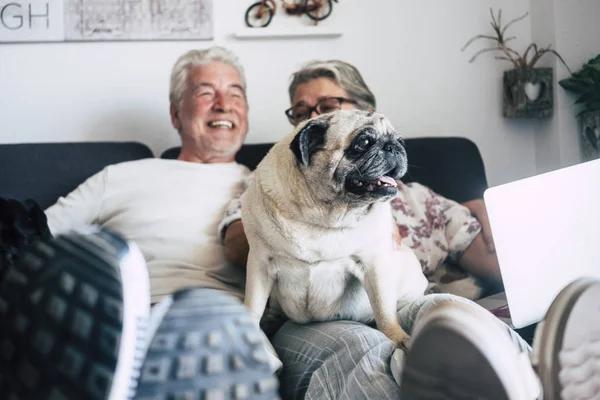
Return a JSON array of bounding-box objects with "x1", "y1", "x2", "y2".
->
[{"x1": 221, "y1": 60, "x2": 595, "y2": 399}]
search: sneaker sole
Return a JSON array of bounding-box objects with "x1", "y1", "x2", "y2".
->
[
  {"x1": 0, "y1": 229, "x2": 150, "y2": 400},
  {"x1": 135, "y1": 287, "x2": 280, "y2": 400},
  {"x1": 532, "y1": 277, "x2": 600, "y2": 400},
  {"x1": 401, "y1": 301, "x2": 541, "y2": 400}
]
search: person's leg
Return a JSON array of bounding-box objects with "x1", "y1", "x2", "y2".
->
[
  {"x1": 272, "y1": 319, "x2": 399, "y2": 400},
  {"x1": 395, "y1": 293, "x2": 531, "y2": 352},
  {"x1": 273, "y1": 293, "x2": 532, "y2": 400}
]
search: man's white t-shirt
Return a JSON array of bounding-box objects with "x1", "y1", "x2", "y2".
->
[{"x1": 46, "y1": 158, "x2": 251, "y2": 304}]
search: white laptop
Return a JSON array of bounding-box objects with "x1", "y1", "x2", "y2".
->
[{"x1": 478, "y1": 158, "x2": 600, "y2": 329}]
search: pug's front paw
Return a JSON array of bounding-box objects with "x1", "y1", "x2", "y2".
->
[{"x1": 396, "y1": 337, "x2": 410, "y2": 354}]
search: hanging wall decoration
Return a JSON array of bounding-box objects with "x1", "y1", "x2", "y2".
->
[
  {"x1": 461, "y1": 8, "x2": 570, "y2": 119},
  {"x1": 244, "y1": 0, "x2": 336, "y2": 28}
]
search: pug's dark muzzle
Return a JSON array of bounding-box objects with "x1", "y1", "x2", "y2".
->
[{"x1": 344, "y1": 140, "x2": 407, "y2": 198}]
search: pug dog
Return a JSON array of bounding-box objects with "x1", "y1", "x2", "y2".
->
[{"x1": 241, "y1": 110, "x2": 428, "y2": 350}]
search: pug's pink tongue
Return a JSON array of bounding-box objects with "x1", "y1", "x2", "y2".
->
[{"x1": 377, "y1": 176, "x2": 398, "y2": 187}]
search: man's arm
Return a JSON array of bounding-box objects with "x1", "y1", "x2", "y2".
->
[
  {"x1": 218, "y1": 173, "x2": 253, "y2": 268},
  {"x1": 45, "y1": 169, "x2": 107, "y2": 235}
]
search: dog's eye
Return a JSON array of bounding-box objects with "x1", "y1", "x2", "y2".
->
[{"x1": 354, "y1": 138, "x2": 372, "y2": 152}]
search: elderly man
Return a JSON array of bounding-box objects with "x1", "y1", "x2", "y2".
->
[{"x1": 0, "y1": 46, "x2": 279, "y2": 400}]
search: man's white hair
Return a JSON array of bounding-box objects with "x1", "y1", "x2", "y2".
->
[{"x1": 169, "y1": 46, "x2": 247, "y2": 108}]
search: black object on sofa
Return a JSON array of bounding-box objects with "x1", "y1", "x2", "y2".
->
[
  {"x1": 161, "y1": 137, "x2": 489, "y2": 203},
  {"x1": 0, "y1": 142, "x2": 154, "y2": 209}
]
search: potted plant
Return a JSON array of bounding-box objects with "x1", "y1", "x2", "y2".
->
[
  {"x1": 462, "y1": 8, "x2": 571, "y2": 118},
  {"x1": 559, "y1": 54, "x2": 600, "y2": 159}
]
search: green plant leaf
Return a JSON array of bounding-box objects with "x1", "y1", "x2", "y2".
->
[
  {"x1": 577, "y1": 103, "x2": 600, "y2": 116},
  {"x1": 559, "y1": 77, "x2": 595, "y2": 93},
  {"x1": 588, "y1": 54, "x2": 600, "y2": 65},
  {"x1": 584, "y1": 102, "x2": 600, "y2": 112},
  {"x1": 587, "y1": 64, "x2": 600, "y2": 72},
  {"x1": 575, "y1": 92, "x2": 600, "y2": 105}
]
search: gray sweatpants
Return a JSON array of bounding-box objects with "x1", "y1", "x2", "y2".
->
[{"x1": 271, "y1": 293, "x2": 531, "y2": 400}]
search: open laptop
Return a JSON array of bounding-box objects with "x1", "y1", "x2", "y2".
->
[{"x1": 476, "y1": 158, "x2": 600, "y2": 329}]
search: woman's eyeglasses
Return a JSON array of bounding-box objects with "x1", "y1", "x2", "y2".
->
[{"x1": 285, "y1": 97, "x2": 358, "y2": 125}]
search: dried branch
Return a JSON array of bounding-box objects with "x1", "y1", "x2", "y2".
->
[
  {"x1": 497, "y1": 9, "x2": 502, "y2": 29},
  {"x1": 469, "y1": 47, "x2": 519, "y2": 68},
  {"x1": 461, "y1": 35, "x2": 501, "y2": 52},
  {"x1": 522, "y1": 43, "x2": 538, "y2": 65},
  {"x1": 490, "y1": 7, "x2": 497, "y2": 28},
  {"x1": 501, "y1": 11, "x2": 529, "y2": 35},
  {"x1": 529, "y1": 48, "x2": 572, "y2": 73}
]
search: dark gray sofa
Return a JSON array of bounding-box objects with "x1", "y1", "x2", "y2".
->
[{"x1": 2, "y1": 138, "x2": 539, "y2": 343}]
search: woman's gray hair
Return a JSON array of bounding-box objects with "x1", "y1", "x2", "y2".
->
[
  {"x1": 169, "y1": 46, "x2": 247, "y2": 108},
  {"x1": 288, "y1": 60, "x2": 376, "y2": 111}
]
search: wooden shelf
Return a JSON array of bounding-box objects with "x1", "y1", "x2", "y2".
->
[{"x1": 234, "y1": 27, "x2": 342, "y2": 39}]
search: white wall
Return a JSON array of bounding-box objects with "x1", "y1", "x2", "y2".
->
[
  {"x1": 0, "y1": 0, "x2": 537, "y2": 186},
  {"x1": 531, "y1": 0, "x2": 600, "y2": 173}
]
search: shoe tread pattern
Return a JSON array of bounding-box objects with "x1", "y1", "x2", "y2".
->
[
  {"x1": 135, "y1": 289, "x2": 280, "y2": 400},
  {"x1": 0, "y1": 234, "x2": 126, "y2": 400}
]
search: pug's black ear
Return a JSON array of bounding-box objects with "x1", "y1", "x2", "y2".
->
[{"x1": 289, "y1": 120, "x2": 328, "y2": 166}]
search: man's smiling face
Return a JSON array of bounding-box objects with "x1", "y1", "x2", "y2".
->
[{"x1": 171, "y1": 61, "x2": 249, "y2": 162}]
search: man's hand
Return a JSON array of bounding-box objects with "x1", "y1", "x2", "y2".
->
[
  {"x1": 224, "y1": 220, "x2": 249, "y2": 268},
  {"x1": 462, "y1": 199, "x2": 495, "y2": 253}
]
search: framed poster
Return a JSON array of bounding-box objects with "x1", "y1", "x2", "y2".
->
[{"x1": 0, "y1": 0, "x2": 213, "y2": 43}]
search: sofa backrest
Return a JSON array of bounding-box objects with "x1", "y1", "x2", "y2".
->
[
  {"x1": 0, "y1": 142, "x2": 154, "y2": 209},
  {"x1": 161, "y1": 137, "x2": 489, "y2": 203},
  {"x1": 0, "y1": 136, "x2": 488, "y2": 210}
]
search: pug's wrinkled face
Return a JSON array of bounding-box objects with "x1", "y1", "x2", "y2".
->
[{"x1": 289, "y1": 109, "x2": 407, "y2": 205}]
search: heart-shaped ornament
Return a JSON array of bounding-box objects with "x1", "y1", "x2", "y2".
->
[{"x1": 524, "y1": 82, "x2": 541, "y2": 102}]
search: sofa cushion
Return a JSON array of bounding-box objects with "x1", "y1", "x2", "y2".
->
[
  {"x1": 0, "y1": 141, "x2": 154, "y2": 209},
  {"x1": 161, "y1": 137, "x2": 488, "y2": 203}
]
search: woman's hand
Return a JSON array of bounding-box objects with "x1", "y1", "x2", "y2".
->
[{"x1": 462, "y1": 199, "x2": 495, "y2": 253}]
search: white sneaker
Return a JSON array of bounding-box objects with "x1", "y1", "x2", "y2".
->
[
  {"x1": 531, "y1": 278, "x2": 600, "y2": 400},
  {"x1": 0, "y1": 228, "x2": 150, "y2": 400},
  {"x1": 400, "y1": 300, "x2": 541, "y2": 399}
]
